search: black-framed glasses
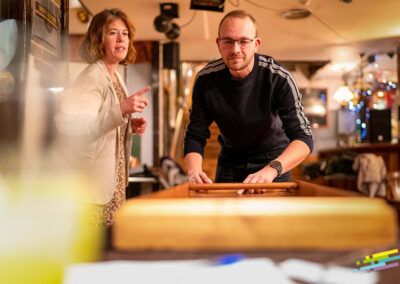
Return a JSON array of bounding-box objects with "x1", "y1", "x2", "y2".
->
[{"x1": 218, "y1": 37, "x2": 255, "y2": 47}]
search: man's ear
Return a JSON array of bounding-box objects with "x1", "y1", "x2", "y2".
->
[{"x1": 254, "y1": 37, "x2": 261, "y2": 52}]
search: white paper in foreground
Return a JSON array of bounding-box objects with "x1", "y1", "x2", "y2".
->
[{"x1": 64, "y1": 258, "x2": 294, "y2": 284}]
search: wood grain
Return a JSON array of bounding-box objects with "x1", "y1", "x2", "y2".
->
[{"x1": 113, "y1": 196, "x2": 398, "y2": 251}]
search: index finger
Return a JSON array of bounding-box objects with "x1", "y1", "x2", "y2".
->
[
  {"x1": 193, "y1": 174, "x2": 204, "y2": 184},
  {"x1": 243, "y1": 175, "x2": 253, "y2": 184},
  {"x1": 199, "y1": 172, "x2": 212, "y2": 184},
  {"x1": 133, "y1": 86, "x2": 151, "y2": 97}
]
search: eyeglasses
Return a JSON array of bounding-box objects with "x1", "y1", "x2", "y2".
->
[{"x1": 218, "y1": 37, "x2": 255, "y2": 48}]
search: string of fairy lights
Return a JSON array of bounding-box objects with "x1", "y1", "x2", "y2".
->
[{"x1": 342, "y1": 53, "x2": 397, "y2": 141}]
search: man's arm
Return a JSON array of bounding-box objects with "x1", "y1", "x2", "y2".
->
[
  {"x1": 240, "y1": 140, "x2": 310, "y2": 193},
  {"x1": 239, "y1": 69, "x2": 313, "y2": 193},
  {"x1": 240, "y1": 66, "x2": 313, "y2": 193},
  {"x1": 183, "y1": 71, "x2": 214, "y2": 184},
  {"x1": 185, "y1": 152, "x2": 213, "y2": 184}
]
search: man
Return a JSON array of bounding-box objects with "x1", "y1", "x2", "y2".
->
[{"x1": 184, "y1": 10, "x2": 313, "y2": 194}]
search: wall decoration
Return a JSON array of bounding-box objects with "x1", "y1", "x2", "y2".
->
[{"x1": 300, "y1": 88, "x2": 328, "y2": 128}]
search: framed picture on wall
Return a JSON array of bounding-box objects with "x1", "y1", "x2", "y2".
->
[{"x1": 299, "y1": 88, "x2": 328, "y2": 128}]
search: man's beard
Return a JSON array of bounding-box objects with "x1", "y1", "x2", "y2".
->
[{"x1": 226, "y1": 55, "x2": 251, "y2": 71}]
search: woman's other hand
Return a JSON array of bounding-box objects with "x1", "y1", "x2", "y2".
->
[
  {"x1": 131, "y1": 117, "x2": 147, "y2": 136},
  {"x1": 120, "y1": 86, "x2": 151, "y2": 115}
]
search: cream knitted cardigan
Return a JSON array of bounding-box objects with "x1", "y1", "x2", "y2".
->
[{"x1": 57, "y1": 60, "x2": 132, "y2": 204}]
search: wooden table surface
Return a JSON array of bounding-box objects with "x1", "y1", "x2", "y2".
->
[{"x1": 112, "y1": 181, "x2": 398, "y2": 252}]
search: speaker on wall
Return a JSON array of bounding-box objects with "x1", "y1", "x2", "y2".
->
[
  {"x1": 163, "y1": 41, "x2": 179, "y2": 70},
  {"x1": 369, "y1": 109, "x2": 391, "y2": 142}
]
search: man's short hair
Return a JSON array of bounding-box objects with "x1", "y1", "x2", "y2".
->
[
  {"x1": 80, "y1": 8, "x2": 137, "y2": 65},
  {"x1": 218, "y1": 10, "x2": 258, "y2": 37}
]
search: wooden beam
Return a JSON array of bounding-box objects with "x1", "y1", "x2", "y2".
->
[{"x1": 189, "y1": 182, "x2": 298, "y2": 190}]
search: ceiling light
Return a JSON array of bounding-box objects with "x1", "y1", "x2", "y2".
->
[
  {"x1": 69, "y1": 0, "x2": 81, "y2": 9},
  {"x1": 154, "y1": 15, "x2": 172, "y2": 33},
  {"x1": 153, "y1": 3, "x2": 181, "y2": 40},
  {"x1": 77, "y1": 8, "x2": 90, "y2": 23},
  {"x1": 334, "y1": 86, "x2": 354, "y2": 106},
  {"x1": 166, "y1": 23, "x2": 180, "y2": 40},
  {"x1": 281, "y1": 9, "x2": 311, "y2": 19}
]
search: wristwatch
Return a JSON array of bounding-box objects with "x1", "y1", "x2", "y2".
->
[{"x1": 268, "y1": 160, "x2": 282, "y2": 178}]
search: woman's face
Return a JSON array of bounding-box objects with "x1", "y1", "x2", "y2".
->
[{"x1": 103, "y1": 18, "x2": 129, "y2": 65}]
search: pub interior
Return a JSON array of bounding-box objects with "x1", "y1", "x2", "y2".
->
[{"x1": 1, "y1": 0, "x2": 400, "y2": 283}]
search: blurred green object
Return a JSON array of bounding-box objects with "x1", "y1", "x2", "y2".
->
[{"x1": 0, "y1": 173, "x2": 103, "y2": 284}]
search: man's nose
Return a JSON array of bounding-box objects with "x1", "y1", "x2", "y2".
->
[{"x1": 231, "y1": 41, "x2": 241, "y2": 52}]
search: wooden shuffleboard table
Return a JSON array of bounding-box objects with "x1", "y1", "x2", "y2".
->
[{"x1": 112, "y1": 180, "x2": 398, "y2": 251}]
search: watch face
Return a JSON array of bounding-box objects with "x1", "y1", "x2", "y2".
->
[
  {"x1": 269, "y1": 160, "x2": 282, "y2": 176},
  {"x1": 270, "y1": 160, "x2": 281, "y2": 169}
]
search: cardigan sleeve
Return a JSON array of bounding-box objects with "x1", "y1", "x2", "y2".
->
[{"x1": 57, "y1": 64, "x2": 126, "y2": 143}]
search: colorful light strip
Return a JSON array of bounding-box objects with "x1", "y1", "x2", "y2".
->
[{"x1": 354, "y1": 249, "x2": 400, "y2": 273}]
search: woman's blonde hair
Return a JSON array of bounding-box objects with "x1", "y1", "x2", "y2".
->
[{"x1": 80, "y1": 9, "x2": 136, "y2": 65}]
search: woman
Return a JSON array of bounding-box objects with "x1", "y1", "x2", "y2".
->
[{"x1": 60, "y1": 9, "x2": 150, "y2": 226}]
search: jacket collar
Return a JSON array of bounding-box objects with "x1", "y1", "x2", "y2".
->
[
  {"x1": 96, "y1": 59, "x2": 113, "y2": 82},
  {"x1": 96, "y1": 59, "x2": 129, "y2": 100}
]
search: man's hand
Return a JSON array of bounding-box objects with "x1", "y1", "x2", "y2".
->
[
  {"x1": 120, "y1": 86, "x2": 150, "y2": 116},
  {"x1": 237, "y1": 166, "x2": 278, "y2": 195},
  {"x1": 131, "y1": 117, "x2": 147, "y2": 136},
  {"x1": 189, "y1": 171, "x2": 213, "y2": 184}
]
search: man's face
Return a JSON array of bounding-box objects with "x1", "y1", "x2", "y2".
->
[{"x1": 217, "y1": 17, "x2": 260, "y2": 77}]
